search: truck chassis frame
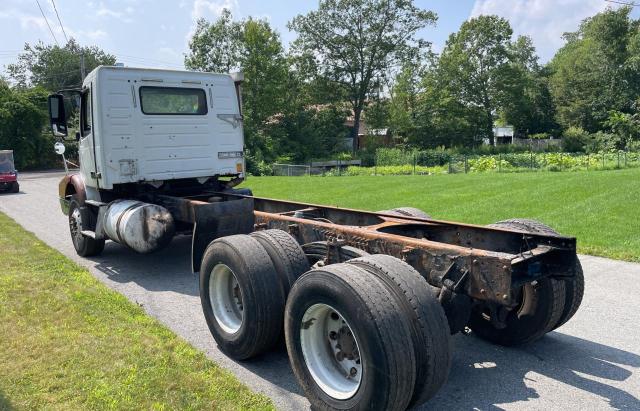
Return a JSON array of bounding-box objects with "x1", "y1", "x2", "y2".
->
[{"x1": 153, "y1": 190, "x2": 578, "y2": 314}]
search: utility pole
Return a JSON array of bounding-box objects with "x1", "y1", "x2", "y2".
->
[{"x1": 80, "y1": 53, "x2": 86, "y2": 81}]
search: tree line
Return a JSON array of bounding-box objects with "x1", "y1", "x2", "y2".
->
[{"x1": 2, "y1": 1, "x2": 640, "y2": 172}]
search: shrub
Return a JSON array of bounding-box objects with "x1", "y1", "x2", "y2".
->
[
  {"x1": 342, "y1": 165, "x2": 446, "y2": 176},
  {"x1": 467, "y1": 156, "x2": 512, "y2": 172},
  {"x1": 529, "y1": 133, "x2": 550, "y2": 140},
  {"x1": 562, "y1": 127, "x2": 589, "y2": 152}
]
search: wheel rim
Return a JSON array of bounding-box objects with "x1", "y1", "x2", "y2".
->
[
  {"x1": 209, "y1": 263, "x2": 244, "y2": 334},
  {"x1": 69, "y1": 208, "x2": 83, "y2": 248},
  {"x1": 300, "y1": 303, "x2": 363, "y2": 400}
]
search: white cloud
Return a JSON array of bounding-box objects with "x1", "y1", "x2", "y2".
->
[
  {"x1": 19, "y1": 14, "x2": 48, "y2": 31},
  {"x1": 470, "y1": 0, "x2": 620, "y2": 61},
  {"x1": 191, "y1": 0, "x2": 238, "y2": 21},
  {"x1": 79, "y1": 29, "x2": 108, "y2": 40},
  {"x1": 96, "y1": 2, "x2": 134, "y2": 23},
  {"x1": 186, "y1": 0, "x2": 239, "y2": 43}
]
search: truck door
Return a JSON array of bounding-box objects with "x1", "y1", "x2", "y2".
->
[{"x1": 79, "y1": 85, "x2": 99, "y2": 188}]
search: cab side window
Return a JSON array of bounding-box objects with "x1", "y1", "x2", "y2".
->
[{"x1": 80, "y1": 88, "x2": 92, "y2": 137}]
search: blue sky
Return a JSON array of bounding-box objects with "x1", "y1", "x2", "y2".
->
[{"x1": 1, "y1": 0, "x2": 637, "y2": 77}]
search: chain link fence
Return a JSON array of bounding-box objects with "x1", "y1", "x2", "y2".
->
[
  {"x1": 272, "y1": 163, "x2": 311, "y2": 176},
  {"x1": 269, "y1": 151, "x2": 640, "y2": 176},
  {"x1": 368, "y1": 150, "x2": 640, "y2": 175}
]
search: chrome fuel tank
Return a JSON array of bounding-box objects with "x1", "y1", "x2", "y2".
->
[{"x1": 103, "y1": 200, "x2": 175, "y2": 253}]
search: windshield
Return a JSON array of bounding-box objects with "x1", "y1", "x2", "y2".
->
[{"x1": 0, "y1": 152, "x2": 15, "y2": 173}]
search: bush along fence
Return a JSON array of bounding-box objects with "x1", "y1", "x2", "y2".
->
[{"x1": 271, "y1": 150, "x2": 640, "y2": 176}]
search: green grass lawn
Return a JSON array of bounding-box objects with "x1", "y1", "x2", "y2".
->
[
  {"x1": 244, "y1": 168, "x2": 640, "y2": 262},
  {"x1": 0, "y1": 213, "x2": 273, "y2": 411}
]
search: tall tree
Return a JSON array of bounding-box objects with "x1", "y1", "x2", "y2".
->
[
  {"x1": 388, "y1": 52, "x2": 431, "y2": 142},
  {"x1": 548, "y1": 7, "x2": 640, "y2": 133},
  {"x1": 7, "y1": 39, "x2": 115, "y2": 91},
  {"x1": 185, "y1": 10, "x2": 243, "y2": 73},
  {"x1": 289, "y1": 0, "x2": 436, "y2": 151},
  {"x1": 415, "y1": 66, "x2": 484, "y2": 148},
  {"x1": 185, "y1": 11, "x2": 289, "y2": 166},
  {"x1": 435, "y1": 15, "x2": 520, "y2": 145},
  {"x1": 500, "y1": 36, "x2": 558, "y2": 135},
  {"x1": 0, "y1": 84, "x2": 58, "y2": 169}
]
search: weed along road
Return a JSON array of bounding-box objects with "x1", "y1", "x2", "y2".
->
[{"x1": 1, "y1": 171, "x2": 639, "y2": 411}]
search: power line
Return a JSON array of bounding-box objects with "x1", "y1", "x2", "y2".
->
[
  {"x1": 49, "y1": 0, "x2": 68, "y2": 43},
  {"x1": 605, "y1": 0, "x2": 639, "y2": 6},
  {"x1": 34, "y1": 0, "x2": 59, "y2": 46}
]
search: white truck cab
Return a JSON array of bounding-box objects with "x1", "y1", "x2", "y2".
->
[
  {"x1": 51, "y1": 66, "x2": 245, "y2": 195},
  {"x1": 48, "y1": 66, "x2": 250, "y2": 257}
]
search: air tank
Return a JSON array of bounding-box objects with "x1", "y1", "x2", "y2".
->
[{"x1": 103, "y1": 200, "x2": 175, "y2": 253}]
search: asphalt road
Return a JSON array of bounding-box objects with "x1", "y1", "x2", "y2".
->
[{"x1": 1, "y1": 171, "x2": 639, "y2": 410}]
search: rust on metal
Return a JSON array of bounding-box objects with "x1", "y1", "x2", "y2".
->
[{"x1": 182, "y1": 192, "x2": 577, "y2": 307}]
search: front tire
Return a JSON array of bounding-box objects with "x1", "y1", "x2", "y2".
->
[
  {"x1": 68, "y1": 196, "x2": 104, "y2": 257},
  {"x1": 285, "y1": 263, "x2": 416, "y2": 411}
]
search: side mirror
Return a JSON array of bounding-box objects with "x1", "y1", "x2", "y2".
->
[{"x1": 48, "y1": 94, "x2": 68, "y2": 138}]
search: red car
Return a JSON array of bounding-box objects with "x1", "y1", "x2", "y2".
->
[{"x1": 0, "y1": 150, "x2": 19, "y2": 193}]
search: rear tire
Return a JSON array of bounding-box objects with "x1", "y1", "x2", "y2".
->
[
  {"x1": 554, "y1": 260, "x2": 584, "y2": 330},
  {"x1": 200, "y1": 235, "x2": 284, "y2": 360},
  {"x1": 468, "y1": 277, "x2": 565, "y2": 346},
  {"x1": 250, "y1": 229, "x2": 309, "y2": 296},
  {"x1": 489, "y1": 218, "x2": 584, "y2": 330},
  {"x1": 489, "y1": 218, "x2": 558, "y2": 236},
  {"x1": 380, "y1": 207, "x2": 431, "y2": 219},
  {"x1": 285, "y1": 264, "x2": 416, "y2": 411},
  {"x1": 68, "y1": 196, "x2": 104, "y2": 257},
  {"x1": 10, "y1": 182, "x2": 19, "y2": 193},
  {"x1": 346, "y1": 255, "x2": 452, "y2": 407}
]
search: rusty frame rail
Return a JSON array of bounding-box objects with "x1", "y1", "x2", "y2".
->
[{"x1": 165, "y1": 192, "x2": 577, "y2": 307}]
